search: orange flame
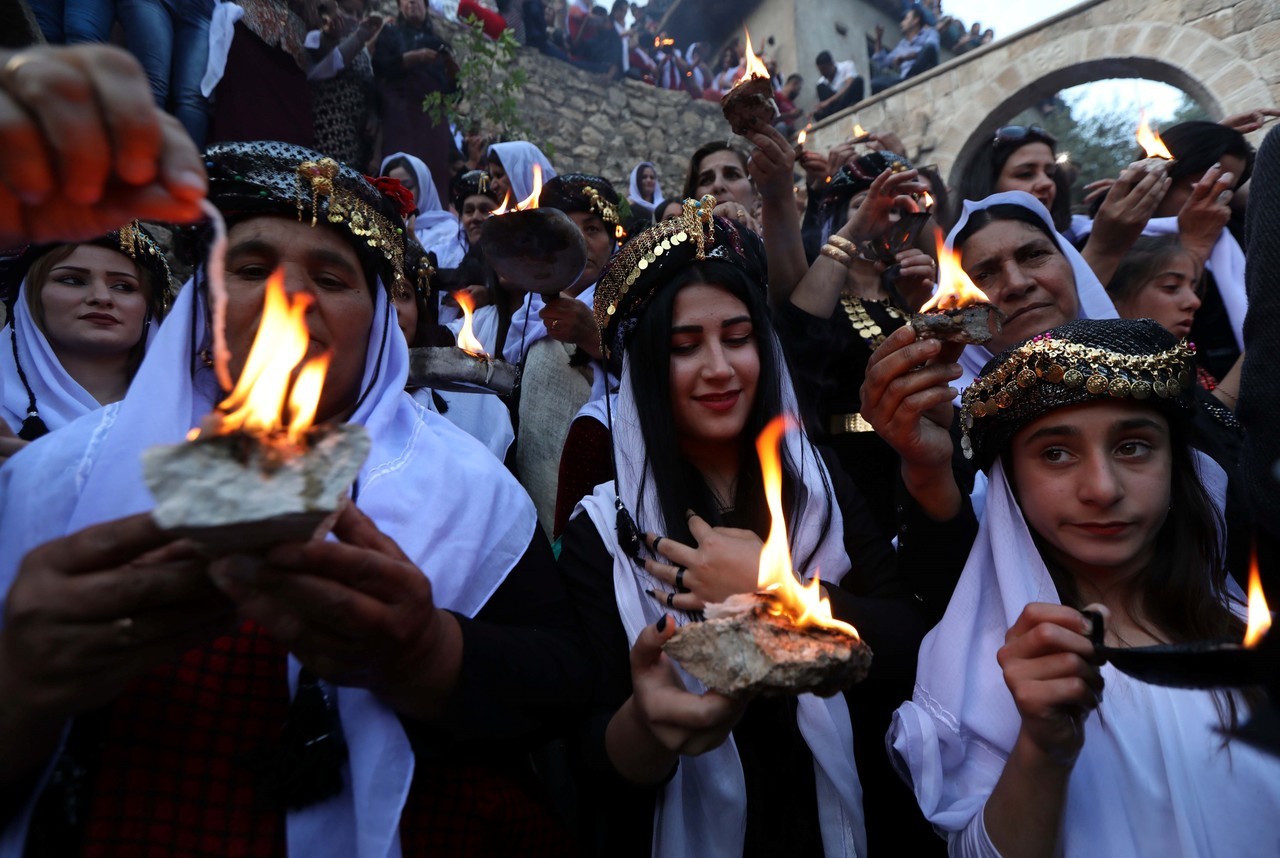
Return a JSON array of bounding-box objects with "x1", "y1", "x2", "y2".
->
[
  {"x1": 736, "y1": 28, "x2": 770, "y2": 83},
  {"x1": 920, "y1": 227, "x2": 990, "y2": 312},
  {"x1": 921, "y1": 191, "x2": 935, "y2": 209},
  {"x1": 1244, "y1": 551, "x2": 1272, "y2": 648},
  {"x1": 615, "y1": 224, "x2": 625, "y2": 240},
  {"x1": 208, "y1": 270, "x2": 329, "y2": 446},
  {"x1": 852, "y1": 123, "x2": 867, "y2": 138},
  {"x1": 755, "y1": 415, "x2": 859, "y2": 636},
  {"x1": 797, "y1": 129, "x2": 807, "y2": 146},
  {"x1": 453, "y1": 290, "x2": 488, "y2": 356},
  {"x1": 1136, "y1": 111, "x2": 1173, "y2": 159},
  {"x1": 491, "y1": 191, "x2": 513, "y2": 216}
]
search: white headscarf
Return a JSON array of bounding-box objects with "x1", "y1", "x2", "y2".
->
[
  {"x1": 573, "y1": 328, "x2": 867, "y2": 857},
  {"x1": 886, "y1": 455, "x2": 1280, "y2": 856},
  {"x1": 487, "y1": 141, "x2": 557, "y2": 202},
  {"x1": 627, "y1": 162, "x2": 664, "y2": 216},
  {"x1": 947, "y1": 192, "x2": 1117, "y2": 392},
  {"x1": 1, "y1": 275, "x2": 158, "y2": 436},
  {"x1": 379, "y1": 152, "x2": 461, "y2": 267},
  {"x1": 0, "y1": 262, "x2": 537, "y2": 858}
]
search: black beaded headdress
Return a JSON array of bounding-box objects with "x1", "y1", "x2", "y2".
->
[
  {"x1": 594, "y1": 195, "x2": 766, "y2": 375},
  {"x1": 0, "y1": 221, "x2": 174, "y2": 314},
  {"x1": 961, "y1": 318, "x2": 1196, "y2": 468},
  {"x1": 190, "y1": 141, "x2": 410, "y2": 293},
  {"x1": 538, "y1": 172, "x2": 623, "y2": 228},
  {"x1": 450, "y1": 169, "x2": 497, "y2": 209},
  {"x1": 819, "y1": 151, "x2": 914, "y2": 213}
]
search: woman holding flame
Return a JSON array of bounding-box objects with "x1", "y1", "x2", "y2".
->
[
  {"x1": 559, "y1": 199, "x2": 973, "y2": 855},
  {"x1": 889, "y1": 318, "x2": 1280, "y2": 856},
  {"x1": 0, "y1": 142, "x2": 589, "y2": 854}
]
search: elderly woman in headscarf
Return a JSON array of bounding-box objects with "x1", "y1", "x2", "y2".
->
[
  {"x1": 0, "y1": 224, "x2": 171, "y2": 461},
  {"x1": 0, "y1": 141, "x2": 589, "y2": 855},
  {"x1": 558, "y1": 202, "x2": 971, "y2": 856},
  {"x1": 380, "y1": 151, "x2": 463, "y2": 268}
]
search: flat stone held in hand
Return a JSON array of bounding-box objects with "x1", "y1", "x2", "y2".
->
[
  {"x1": 910, "y1": 302, "x2": 1005, "y2": 345},
  {"x1": 663, "y1": 593, "x2": 872, "y2": 698},
  {"x1": 142, "y1": 424, "x2": 371, "y2": 554},
  {"x1": 406, "y1": 347, "x2": 518, "y2": 395}
]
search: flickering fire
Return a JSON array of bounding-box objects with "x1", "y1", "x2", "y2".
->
[
  {"x1": 1244, "y1": 552, "x2": 1272, "y2": 648},
  {"x1": 615, "y1": 224, "x2": 626, "y2": 240},
  {"x1": 735, "y1": 28, "x2": 770, "y2": 84},
  {"x1": 654, "y1": 36, "x2": 674, "y2": 47},
  {"x1": 797, "y1": 129, "x2": 807, "y2": 146},
  {"x1": 1136, "y1": 111, "x2": 1174, "y2": 160},
  {"x1": 490, "y1": 191, "x2": 513, "y2": 216},
  {"x1": 921, "y1": 191, "x2": 934, "y2": 210},
  {"x1": 196, "y1": 270, "x2": 330, "y2": 447},
  {"x1": 491, "y1": 164, "x2": 543, "y2": 217},
  {"x1": 920, "y1": 227, "x2": 989, "y2": 312},
  {"x1": 852, "y1": 123, "x2": 867, "y2": 138},
  {"x1": 453, "y1": 290, "x2": 489, "y2": 356},
  {"x1": 755, "y1": 416, "x2": 858, "y2": 636}
]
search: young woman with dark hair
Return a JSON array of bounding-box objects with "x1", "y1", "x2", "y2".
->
[
  {"x1": 889, "y1": 318, "x2": 1279, "y2": 857},
  {"x1": 559, "y1": 202, "x2": 972, "y2": 856}
]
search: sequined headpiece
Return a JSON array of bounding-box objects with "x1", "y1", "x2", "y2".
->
[
  {"x1": 538, "y1": 173, "x2": 622, "y2": 227},
  {"x1": 961, "y1": 318, "x2": 1196, "y2": 468},
  {"x1": 450, "y1": 169, "x2": 496, "y2": 209},
  {"x1": 193, "y1": 141, "x2": 409, "y2": 293},
  {"x1": 595, "y1": 195, "x2": 767, "y2": 374},
  {"x1": 0, "y1": 221, "x2": 174, "y2": 315},
  {"x1": 820, "y1": 151, "x2": 914, "y2": 212},
  {"x1": 401, "y1": 236, "x2": 437, "y2": 302}
]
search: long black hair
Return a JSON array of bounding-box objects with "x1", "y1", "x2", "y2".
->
[
  {"x1": 956, "y1": 134, "x2": 1072, "y2": 233},
  {"x1": 625, "y1": 260, "x2": 835, "y2": 569}
]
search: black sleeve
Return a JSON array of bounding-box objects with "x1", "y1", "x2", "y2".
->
[
  {"x1": 818, "y1": 444, "x2": 901, "y2": 599},
  {"x1": 416, "y1": 529, "x2": 593, "y2": 746},
  {"x1": 372, "y1": 24, "x2": 407, "y2": 77}
]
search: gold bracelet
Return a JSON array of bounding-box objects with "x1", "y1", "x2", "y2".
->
[
  {"x1": 826, "y1": 234, "x2": 858, "y2": 255},
  {"x1": 820, "y1": 243, "x2": 853, "y2": 265}
]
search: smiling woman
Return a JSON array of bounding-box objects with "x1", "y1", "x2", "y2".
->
[{"x1": 0, "y1": 224, "x2": 171, "y2": 445}]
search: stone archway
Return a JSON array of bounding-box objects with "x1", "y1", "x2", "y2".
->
[{"x1": 807, "y1": 2, "x2": 1280, "y2": 187}]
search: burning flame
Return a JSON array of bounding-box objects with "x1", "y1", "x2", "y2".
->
[
  {"x1": 921, "y1": 191, "x2": 935, "y2": 210},
  {"x1": 491, "y1": 164, "x2": 542, "y2": 217},
  {"x1": 755, "y1": 416, "x2": 858, "y2": 636},
  {"x1": 1136, "y1": 111, "x2": 1174, "y2": 159},
  {"x1": 206, "y1": 270, "x2": 329, "y2": 446},
  {"x1": 920, "y1": 227, "x2": 990, "y2": 312},
  {"x1": 797, "y1": 129, "x2": 807, "y2": 146},
  {"x1": 736, "y1": 28, "x2": 770, "y2": 83},
  {"x1": 615, "y1": 224, "x2": 625, "y2": 240},
  {"x1": 453, "y1": 290, "x2": 488, "y2": 356},
  {"x1": 852, "y1": 122, "x2": 867, "y2": 138},
  {"x1": 1244, "y1": 552, "x2": 1272, "y2": 648}
]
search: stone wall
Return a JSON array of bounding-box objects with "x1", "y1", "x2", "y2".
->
[{"x1": 443, "y1": 20, "x2": 731, "y2": 203}]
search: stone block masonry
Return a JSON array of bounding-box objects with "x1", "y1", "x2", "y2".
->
[{"x1": 439, "y1": 19, "x2": 733, "y2": 207}]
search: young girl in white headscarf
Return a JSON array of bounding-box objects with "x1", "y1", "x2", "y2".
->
[
  {"x1": 889, "y1": 317, "x2": 1279, "y2": 857},
  {"x1": 380, "y1": 151, "x2": 464, "y2": 268}
]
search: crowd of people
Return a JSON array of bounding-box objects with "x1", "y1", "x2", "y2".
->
[{"x1": 1, "y1": 8, "x2": 1280, "y2": 856}]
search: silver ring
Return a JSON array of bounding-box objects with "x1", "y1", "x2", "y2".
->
[{"x1": 675, "y1": 567, "x2": 686, "y2": 590}]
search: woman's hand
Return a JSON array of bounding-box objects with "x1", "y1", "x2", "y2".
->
[
  {"x1": 207, "y1": 503, "x2": 463, "y2": 720},
  {"x1": 605, "y1": 616, "x2": 748, "y2": 784},
  {"x1": 997, "y1": 603, "x2": 1105, "y2": 765},
  {"x1": 860, "y1": 325, "x2": 962, "y2": 520},
  {"x1": 539, "y1": 294, "x2": 602, "y2": 357},
  {"x1": 1087, "y1": 162, "x2": 1171, "y2": 254},
  {"x1": 799, "y1": 149, "x2": 831, "y2": 189},
  {"x1": 1, "y1": 514, "x2": 233, "y2": 719},
  {"x1": 743, "y1": 122, "x2": 796, "y2": 201},
  {"x1": 1219, "y1": 107, "x2": 1280, "y2": 134},
  {"x1": 643, "y1": 516, "x2": 763, "y2": 612},
  {"x1": 443, "y1": 283, "x2": 492, "y2": 311},
  {"x1": 405, "y1": 47, "x2": 439, "y2": 65},
  {"x1": 842, "y1": 167, "x2": 930, "y2": 241},
  {"x1": 1177, "y1": 162, "x2": 1235, "y2": 266},
  {"x1": 0, "y1": 44, "x2": 207, "y2": 245},
  {"x1": 885, "y1": 246, "x2": 936, "y2": 311},
  {"x1": 711, "y1": 200, "x2": 763, "y2": 235}
]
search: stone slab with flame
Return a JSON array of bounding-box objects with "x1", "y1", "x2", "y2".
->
[
  {"x1": 143, "y1": 270, "x2": 370, "y2": 555},
  {"x1": 720, "y1": 30, "x2": 778, "y2": 136},
  {"x1": 664, "y1": 417, "x2": 872, "y2": 698},
  {"x1": 911, "y1": 228, "x2": 1004, "y2": 345},
  {"x1": 406, "y1": 290, "x2": 517, "y2": 395}
]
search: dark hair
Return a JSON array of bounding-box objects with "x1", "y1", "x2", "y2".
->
[
  {"x1": 656, "y1": 198, "x2": 685, "y2": 222},
  {"x1": 785, "y1": 73, "x2": 803, "y2": 85},
  {"x1": 815, "y1": 50, "x2": 833, "y2": 66},
  {"x1": 953, "y1": 202, "x2": 1060, "y2": 253},
  {"x1": 682, "y1": 141, "x2": 751, "y2": 201},
  {"x1": 957, "y1": 134, "x2": 1072, "y2": 232},
  {"x1": 380, "y1": 155, "x2": 414, "y2": 179},
  {"x1": 626, "y1": 260, "x2": 833, "y2": 564},
  {"x1": 1007, "y1": 414, "x2": 1255, "y2": 729},
  {"x1": 1160, "y1": 121, "x2": 1254, "y2": 186},
  {"x1": 1106, "y1": 235, "x2": 1198, "y2": 307}
]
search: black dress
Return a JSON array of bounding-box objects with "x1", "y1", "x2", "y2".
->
[{"x1": 557, "y1": 449, "x2": 977, "y2": 856}]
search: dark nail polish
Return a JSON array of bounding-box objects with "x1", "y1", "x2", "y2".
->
[
  {"x1": 645, "y1": 589, "x2": 655, "y2": 597},
  {"x1": 657, "y1": 615, "x2": 668, "y2": 632}
]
